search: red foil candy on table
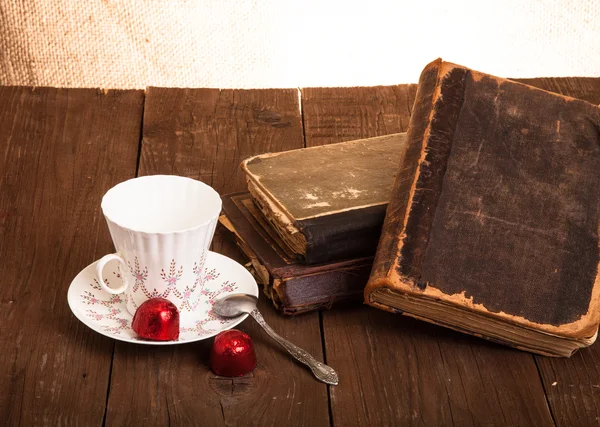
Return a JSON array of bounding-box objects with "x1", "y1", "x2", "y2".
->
[
  {"x1": 132, "y1": 298, "x2": 180, "y2": 341},
  {"x1": 210, "y1": 329, "x2": 257, "y2": 376}
]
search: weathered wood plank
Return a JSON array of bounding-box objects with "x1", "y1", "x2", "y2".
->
[
  {"x1": 324, "y1": 307, "x2": 555, "y2": 426},
  {"x1": 0, "y1": 87, "x2": 143, "y2": 425},
  {"x1": 303, "y1": 85, "x2": 554, "y2": 426},
  {"x1": 104, "y1": 87, "x2": 330, "y2": 427},
  {"x1": 515, "y1": 77, "x2": 600, "y2": 427},
  {"x1": 301, "y1": 85, "x2": 417, "y2": 147},
  {"x1": 516, "y1": 77, "x2": 600, "y2": 105}
]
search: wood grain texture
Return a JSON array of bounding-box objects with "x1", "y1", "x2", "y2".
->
[
  {"x1": 104, "y1": 87, "x2": 330, "y2": 427},
  {"x1": 306, "y1": 85, "x2": 554, "y2": 426},
  {"x1": 515, "y1": 77, "x2": 600, "y2": 105},
  {"x1": 301, "y1": 85, "x2": 417, "y2": 147},
  {"x1": 0, "y1": 87, "x2": 143, "y2": 425},
  {"x1": 324, "y1": 307, "x2": 553, "y2": 426},
  {"x1": 139, "y1": 88, "x2": 304, "y2": 194},
  {"x1": 517, "y1": 77, "x2": 600, "y2": 427}
]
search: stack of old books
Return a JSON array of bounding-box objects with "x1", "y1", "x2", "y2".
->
[
  {"x1": 221, "y1": 58, "x2": 600, "y2": 357},
  {"x1": 220, "y1": 133, "x2": 408, "y2": 314}
]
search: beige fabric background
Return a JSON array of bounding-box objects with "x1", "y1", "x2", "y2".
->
[{"x1": 0, "y1": 0, "x2": 599, "y2": 89}]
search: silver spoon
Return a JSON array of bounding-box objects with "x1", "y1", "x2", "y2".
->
[{"x1": 213, "y1": 293, "x2": 339, "y2": 386}]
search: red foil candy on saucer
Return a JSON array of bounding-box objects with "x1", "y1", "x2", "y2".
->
[
  {"x1": 210, "y1": 329, "x2": 257, "y2": 376},
  {"x1": 132, "y1": 297, "x2": 180, "y2": 341}
]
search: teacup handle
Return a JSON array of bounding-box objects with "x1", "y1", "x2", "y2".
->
[{"x1": 96, "y1": 254, "x2": 129, "y2": 294}]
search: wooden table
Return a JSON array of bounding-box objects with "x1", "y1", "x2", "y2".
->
[{"x1": 1, "y1": 78, "x2": 600, "y2": 426}]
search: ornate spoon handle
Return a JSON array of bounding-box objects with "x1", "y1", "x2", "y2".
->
[{"x1": 249, "y1": 308, "x2": 339, "y2": 385}]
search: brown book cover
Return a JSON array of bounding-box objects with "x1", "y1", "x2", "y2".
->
[
  {"x1": 365, "y1": 59, "x2": 600, "y2": 357},
  {"x1": 241, "y1": 133, "x2": 408, "y2": 264},
  {"x1": 220, "y1": 192, "x2": 371, "y2": 315}
]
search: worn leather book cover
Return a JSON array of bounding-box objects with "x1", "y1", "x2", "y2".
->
[
  {"x1": 220, "y1": 192, "x2": 371, "y2": 315},
  {"x1": 241, "y1": 133, "x2": 408, "y2": 264},
  {"x1": 365, "y1": 59, "x2": 600, "y2": 356}
]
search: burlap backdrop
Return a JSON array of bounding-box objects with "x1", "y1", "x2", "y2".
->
[
  {"x1": 0, "y1": 0, "x2": 277, "y2": 89},
  {"x1": 1, "y1": 1, "x2": 598, "y2": 89}
]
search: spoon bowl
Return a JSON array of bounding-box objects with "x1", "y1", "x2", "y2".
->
[{"x1": 213, "y1": 293, "x2": 258, "y2": 317}]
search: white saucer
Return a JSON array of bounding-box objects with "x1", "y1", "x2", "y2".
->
[{"x1": 67, "y1": 251, "x2": 258, "y2": 345}]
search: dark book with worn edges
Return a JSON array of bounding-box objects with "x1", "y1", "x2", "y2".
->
[
  {"x1": 365, "y1": 58, "x2": 600, "y2": 357},
  {"x1": 220, "y1": 192, "x2": 370, "y2": 314},
  {"x1": 241, "y1": 133, "x2": 408, "y2": 264}
]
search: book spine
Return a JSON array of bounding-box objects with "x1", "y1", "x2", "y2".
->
[
  {"x1": 366, "y1": 59, "x2": 443, "y2": 293},
  {"x1": 397, "y1": 64, "x2": 468, "y2": 280},
  {"x1": 219, "y1": 202, "x2": 371, "y2": 315},
  {"x1": 297, "y1": 204, "x2": 387, "y2": 264},
  {"x1": 272, "y1": 264, "x2": 371, "y2": 315},
  {"x1": 366, "y1": 59, "x2": 468, "y2": 296}
]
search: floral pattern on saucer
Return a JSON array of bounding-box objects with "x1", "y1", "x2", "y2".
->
[{"x1": 67, "y1": 251, "x2": 258, "y2": 345}]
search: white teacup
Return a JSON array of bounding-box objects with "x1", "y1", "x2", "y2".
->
[{"x1": 96, "y1": 175, "x2": 222, "y2": 321}]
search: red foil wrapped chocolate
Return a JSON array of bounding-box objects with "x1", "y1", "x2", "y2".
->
[
  {"x1": 132, "y1": 297, "x2": 180, "y2": 341},
  {"x1": 210, "y1": 329, "x2": 257, "y2": 376}
]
